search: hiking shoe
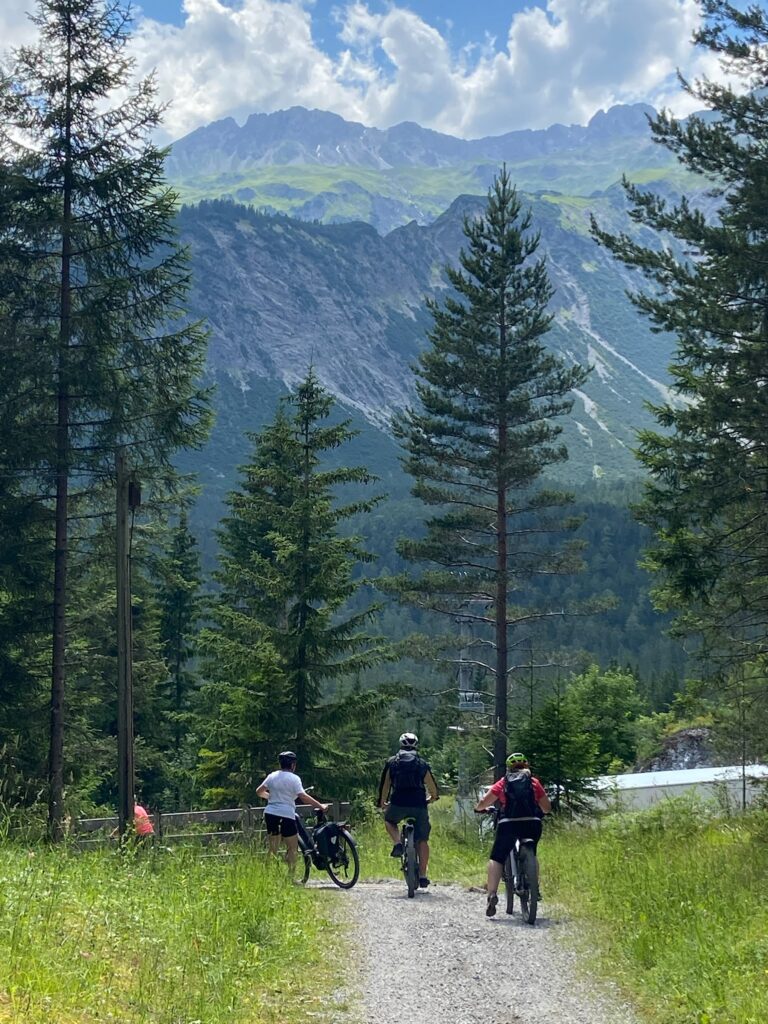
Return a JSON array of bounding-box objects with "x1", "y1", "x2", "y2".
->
[
  {"x1": 485, "y1": 893, "x2": 499, "y2": 917},
  {"x1": 390, "y1": 842, "x2": 403, "y2": 858},
  {"x1": 419, "y1": 877, "x2": 430, "y2": 889}
]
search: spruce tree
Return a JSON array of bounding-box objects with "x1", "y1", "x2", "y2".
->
[
  {"x1": 154, "y1": 513, "x2": 203, "y2": 754},
  {"x1": 592, "y1": 1, "x2": 768, "y2": 680},
  {"x1": 0, "y1": 0, "x2": 210, "y2": 834},
  {"x1": 514, "y1": 677, "x2": 600, "y2": 815},
  {"x1": 202, "y1": 371, "x2": 390, "y2": 800},
  {"x1": 389, "y1": 169, "x2": 588, "y2": 778}
]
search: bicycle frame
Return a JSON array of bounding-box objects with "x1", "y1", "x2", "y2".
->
[{"x1": 296, "y1": 808, "x2": 328, "y2": 867}]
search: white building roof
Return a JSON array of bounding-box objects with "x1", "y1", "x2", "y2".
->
[{"x1": 595, "y1": 763, "x2": 768, "y2": 791}]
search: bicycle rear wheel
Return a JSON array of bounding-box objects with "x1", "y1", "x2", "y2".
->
[
  {"x1": 325, "y1": 830, "x2": 360, "y2": 890},
  {"x1": 518, "y1": 845, "x2": 538, "y2": 925},
  {"x1": 405, "y1": 836, "x2": 418, "y2": 898},
  {"x1": 503, "y1": 853, "x2": 515, "y2": 915}
]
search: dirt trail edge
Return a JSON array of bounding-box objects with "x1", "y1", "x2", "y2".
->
[{"x1": 348, "y1": 881, "x2": 639, "y2": 1024}]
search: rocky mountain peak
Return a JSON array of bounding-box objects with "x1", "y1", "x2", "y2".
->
[{"x1": 587, "y1": 102, "x2": 656, "y2": 137}]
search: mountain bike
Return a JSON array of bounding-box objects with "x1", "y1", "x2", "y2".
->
[
  {"x1": 478, "y1": 808, "x2": 539, "y2": 925},
  {"x1": 296, "y1": 807, "x2": 360, "y2": 889},
  {"x1": 399, "y1": 817, "x2": 420, "y2": 898}
]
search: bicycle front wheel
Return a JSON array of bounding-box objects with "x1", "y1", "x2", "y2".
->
[
  {"x1": 405, "y1": 838, "x2": 418, "y2": 898},
  {"x1": 518, "y1": 846, "x2": 538, "y2": 925},
  {"x1": 503, "y1": 853, "x2": 515, "y2": 915},
  {"x1": 325, "y1": 830, "x2": 360, "y2": 890}
]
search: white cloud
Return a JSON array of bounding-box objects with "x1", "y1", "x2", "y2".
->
[
  {"x1": 0, "y1": 0, "x2": 737, "y2": 142},
  {"x1": 0, "y1": 1, "x2": 40, "y2": 55}
]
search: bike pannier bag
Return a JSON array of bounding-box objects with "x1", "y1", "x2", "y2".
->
[{"x1": 313, "y1": 821, "x2": 343, "y2": 864}]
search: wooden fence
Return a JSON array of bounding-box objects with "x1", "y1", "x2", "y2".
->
[{"x1": 73, "y1": 802, "x2": 350, "y2": 850}]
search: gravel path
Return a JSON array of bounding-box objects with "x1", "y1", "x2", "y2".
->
[{"x1": 347, "y1": 880, "x2": 639, "y2": 1024}]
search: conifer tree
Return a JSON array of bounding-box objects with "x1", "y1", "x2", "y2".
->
[
  {"x1": 65, "y1": 516, "x2": 168, "y2": 810},
  {"x1": 389, "y1": 169, "x2": 589, "y2": 777},
  {"x1": 592, "y1": 1, "x2": 768, "y2": 680},
  {"x1": 0, "y1": 0, "x2": 210, "y2": 834},
  {"x1": 202, "y1": 371, "x2": 390, "y2": 800},
  {"x1": 154, "y1": 513, "x2": 203, "y2": 757},
  {"x1": 514, "y1": 677, "x2": 600, "y2": 815}
]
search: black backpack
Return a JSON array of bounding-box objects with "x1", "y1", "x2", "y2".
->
[
  {"x1": 502, "y1": 770, "x2": 537, "y2": 818},
  {"x1": 389, "y1": 751, "x2": 426, "y2": 795}
]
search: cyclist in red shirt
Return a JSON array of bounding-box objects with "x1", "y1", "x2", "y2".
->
[{"x1": 474, "y1": 752, "x2": 551, "y2": 917}]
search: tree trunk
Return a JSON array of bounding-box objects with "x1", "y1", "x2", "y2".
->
[
  {"x1": 493, "y1": 304, "x2": 508, "y2": 781},
  {"x1": 48, "y1": 16, "x2": 73, "y2": 840},
  {"x1": 295, "y1": 414, "x2": 311, "y2": 763}
]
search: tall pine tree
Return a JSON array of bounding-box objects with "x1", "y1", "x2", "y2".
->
[
  {"x1": 201, "y1": 371, "x2": 390, "y2": 802},
  {"x1": 389, "y1": 169, "x2": 589, "y2": 778},
  {"x1": 592, "y1": 1, "x2": 768, "y2": 681},
  {"x1": 0, "y1": 0, "x2": 210, "y2": 834}
]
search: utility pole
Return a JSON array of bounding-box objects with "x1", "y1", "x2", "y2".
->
[{"x1": 116, "y1": 451, "x2": 139, "y2": 838}]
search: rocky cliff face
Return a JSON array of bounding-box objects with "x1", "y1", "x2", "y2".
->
[
  {"x1": 167, "y1": 103, "x2": 661, "y2": 177},
  {"x1": 180, "y1": 187, "x2": 677, "y2": 485},
  {"x1": 167, "y1": 102, "x2": 700, "y2": 500}
]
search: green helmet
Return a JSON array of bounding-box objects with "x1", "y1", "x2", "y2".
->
[{"x1": 506, "y1": 752, "x2": 528, "y2": 768}]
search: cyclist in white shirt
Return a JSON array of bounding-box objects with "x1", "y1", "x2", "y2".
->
[{"x1": 256, "y1": 751, "x2": 329, "y2": 871}]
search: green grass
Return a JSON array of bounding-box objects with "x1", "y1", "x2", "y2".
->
[
  {"x1": 172, "y1": 164, "x2": 486, "y2": 221},
  {"x1": 0, "y1": 842, "x2": 341, "y2": 1024},
  {"x1": 354, "y1": 802, "x2": 489, "y2": 887},
  {"x1": 546, "y1": 800, "x2": 768, "y2": 1024},
  {"x1": 5, "y1": 801, "x2": 765, "y2": 1024}
]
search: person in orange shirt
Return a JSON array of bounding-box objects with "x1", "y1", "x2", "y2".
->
[{"x1": 133, "y1": 801, "x2": 155, "y2": 845}]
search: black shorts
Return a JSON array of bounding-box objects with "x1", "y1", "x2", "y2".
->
[
  {"x1": 264, "y1": 812, "x2": 298, "y2": 838},
  {"x1": 489, "y1": 818, "x2": 543, "y2": 864},
  {"x1": 384, "y1": 804, "x2": 431, "y2": 841}
]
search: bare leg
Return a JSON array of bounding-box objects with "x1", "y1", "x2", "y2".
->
[
  {"x1": 485, "y1": 858, "x2": 503, "y2": 895},
  {"x1": 284, "y1": 834, "x2": 299, "y2": 871},
  {"x1": 267, "y1": 834, "x2": 281, "y2": 857},
  {"x1": 417, "y1": 840, "x2": 430, "y2": 877},
  {"x1": 385, "y1": 820, "x2": 400, "y2": 844}
]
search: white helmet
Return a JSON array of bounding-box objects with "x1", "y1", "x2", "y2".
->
[{"x1": 399, "y1": 732, "x2": 419, "y2": 750}]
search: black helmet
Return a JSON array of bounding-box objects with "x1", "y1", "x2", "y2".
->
[
  {"x1": 278, "y1": 750, "x2": 297, "y2": 769},
  {"x1": 399, "y1": 732, "x2": 418, "y2": 750}
]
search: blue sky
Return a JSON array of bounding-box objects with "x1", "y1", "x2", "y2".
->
[
  {"x1": 2, "y1": 1, "x2": 715, "y2": 142},
  {"x1": 135, "y1": 1, "x2": 532, "y2": 54}
]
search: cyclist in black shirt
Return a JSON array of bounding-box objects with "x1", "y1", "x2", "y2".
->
[{"x1": 377, "y1": 732, "x2": 439, "y2": 888}]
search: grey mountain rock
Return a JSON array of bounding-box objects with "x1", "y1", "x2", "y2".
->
[
  {"x1": 167, "y1": 103, "x2": 660, "y2": 177},
  {"x1": 180, "y1": 187, "x2": 677, "y2": 486}
]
